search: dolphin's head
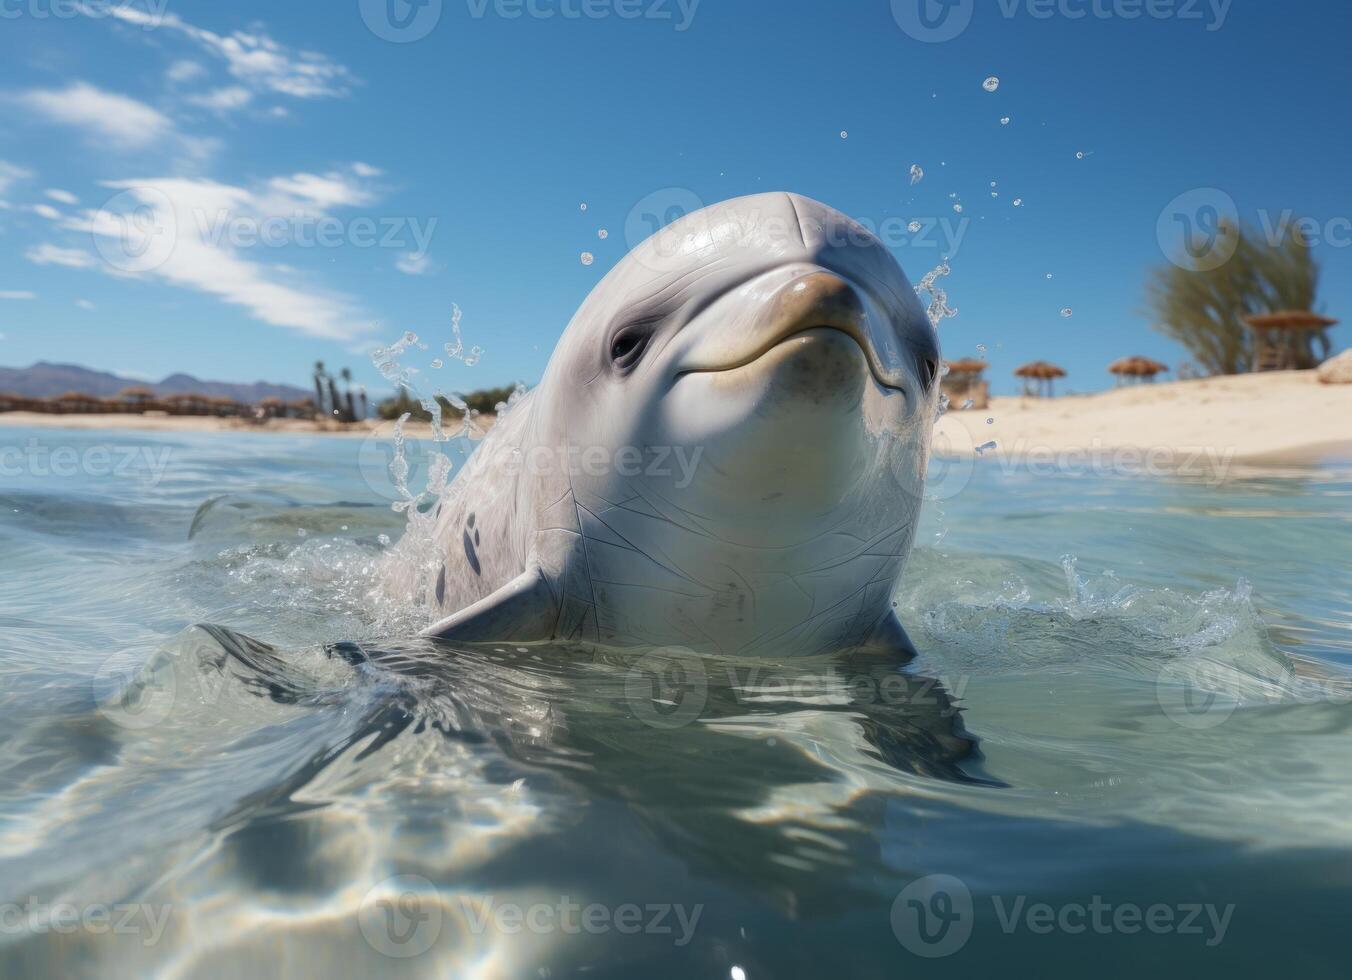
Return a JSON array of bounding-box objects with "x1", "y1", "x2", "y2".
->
[
  {"x1": 529, "y1": 193, "x2": 939, "y2": 653},
  {"x1": 540, "y1": 193, "x2": 939, "y2": 528}
]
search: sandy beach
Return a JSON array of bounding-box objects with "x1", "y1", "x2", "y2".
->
[
  {"x1": 2, "y1": 370, "x2": 1349, "y2": 468},
  {"x1": 0, "y1": 412, "x2": 492, "y2": 441},
  {"x1": 946, "y1": 370, "x2": 1352, "y2": 467}
]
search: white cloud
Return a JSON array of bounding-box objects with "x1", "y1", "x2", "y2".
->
[
  {"x1": 0, "y1": 161, "x2": 31, "y2": 197},
  {"x1": 185, "y1": 86, "x2": 253, "y2": 112},
  {"x1": 76, "y1": 299, "x2": 96, "y2": 310},
  {"x1": 105, "y1": 8, "x2": 353, "y2": 99},
  {"x1": 352, "y1": 162, "x2": 383, "y2": 178},
  {"x1": 266, "y1": 171, "x2": 376, "y2": 210},
  {"x1": 0, "y1": 291, "x2": 36, "y2": 300},
  {"x1": 57, "y1": 176, "x2": 377, "y2": 339},
  {"x1": 11, "y1": 82, "x2": 172, "y2": 149},
  {"x1": 166, "y1": 59, "x2": 207, "y2": 83},
  {"x1": 26, "y1": 244, "x2": 98, "y2": 268},
  {"x1": 45, "y1": 189, "x2": 79, "y2": 205},
  {"x1": 396, "y1": 253, "x2": 431, "y2": 276},
  {"x1": 29, "y1": 203, "x2": 62, "y2": 220}
]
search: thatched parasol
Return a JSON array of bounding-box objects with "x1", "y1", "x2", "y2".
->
[
  {"x1": 119, "y1": 386, "x2": 155, "y2": 401},
  {"x1": 945, "y1": 358, "x2": 989, "y2": 376},
  {"x1": 1014, "y1": 361, "x2": 1067, "y2": 397},
  {"x1": 941, "y1": 358, "x2": 990, "y2": 410},
  {"x1": 55, "y1": 391, "x2": 100, "y2": 413},
  {"x1": 1108, "y1": 356, "x2": 1169, "y2": 384},
  {"x1": 1243, "y1": 311, "x2": 1340, "y2": 372}
]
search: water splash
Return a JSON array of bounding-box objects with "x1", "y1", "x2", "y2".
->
[
  {"x1": 916, "y1": 261, "x2": 958, "y2": 329},
  {"x1": 909, "y1": 164, "x2": 924, "y2": 185}
]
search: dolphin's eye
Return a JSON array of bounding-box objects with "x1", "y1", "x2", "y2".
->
[
  {"x1": 610, "y1": 327, "x2": 650, "y2": 368},
  {"x1": 917, "y1": 355, "x2": 939, "y2": 391}
]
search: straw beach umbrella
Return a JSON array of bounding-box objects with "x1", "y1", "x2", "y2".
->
[
  {"x1": 942, "y1": 358, "x2": 989, "y2": 410},
  {"x1": 1108, "y1": 356, "x2": 1169, "y2": 385},
  {"x1": 55, "y1": 391, "x2": 100, "y2": 414},
  {"x1": 1242, "y1": 311, "x2": 1339, "y2": 372},
  {"x1": 1013, "y1": 361, "x2": 1067, "y2": 397}
]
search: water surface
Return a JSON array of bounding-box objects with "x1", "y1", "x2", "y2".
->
[{"x1": 1, "y1": 426, "x2": 1350, "y2": 978}]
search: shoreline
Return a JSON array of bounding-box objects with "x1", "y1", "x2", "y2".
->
[
  {"x1": 944, "y1": 370, "x2": 1352, "y2": 469},
  {"x1": 0, "y1": 413, "x2": 489, "y2": 441},
  {"x1": 2, "y1": 370, "x2": 1348, "y2": 470}
]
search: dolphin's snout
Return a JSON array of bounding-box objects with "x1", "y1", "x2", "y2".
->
[{"x1": 768, "y1": 271, "x2": 869, "y2": 345}]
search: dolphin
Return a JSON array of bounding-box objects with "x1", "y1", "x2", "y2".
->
[{"x1": 413, "y1": 192, "x2": 941, "y2": 658}]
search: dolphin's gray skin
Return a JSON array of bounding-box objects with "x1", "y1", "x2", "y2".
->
[{"x1": 416, "y1": 192, "x2": 941, "y2": 658}]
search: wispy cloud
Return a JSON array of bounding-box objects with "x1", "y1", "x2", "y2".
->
[
  {"x1": 28, "y1": 203, "x2": 62, "y2": 220},
  {"x1": 396, "y1": 253, "x2": 432, "y2": 276},
  {"x1": 104, "y1": 8, "x2": 354, "y2": 99},
  {"x1": 51, "y1": 171, "x2": 385, "y2": 339},
  {"x1": 166, "y1": 59, "x2": 207, "y2": 84},
  {"x1": 0, "y1": 160, "x2": 32, "y2": 197},
  {"x1": 185, "y1": 86, "x2": 253, "y2": 113},
  {"x1": 76, "y1": 299, "x2": 96, "y2": 310},
  {"x1": 26, "y1": 244, "x2": 98, "y2": 268},
  {"x1": 266, "y1": 171, "x2": 377, "y2": 210},
  {"x1": 45, "y1": 189, "x2": 79, "y2": 205},
  {"x1": 0, "y1": 291, "x2": 36, "y2": 300},
  {"x1": 10, "y1": 82, "x2": 172, "y2": 149}
]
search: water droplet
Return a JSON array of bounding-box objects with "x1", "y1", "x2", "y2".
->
[
  {"x1": 580, "y1": 252, "x2": 594, "y2": 266},
  {"x1": 982, "y1": 76, "x2": 1000, "y2": 93},
  {"x1": 1012, "y1": 198, "x2": 1023, "y2": 207},
  {"x1": 597, "y1": 228, "x2": 608, "y2": 239},
  {"x1": 579, "y1": 203, "x2": 588, "y2": 211},
  {"x1": 839, "y1": 130, "x2": 848, "y2": 139},
  {"x1": 961, "y1": 399, "x2": 975, "y2": 410},
  {"x1": 976, "y1": 343, "x2": 987, "y2": 352},
  {"x1": 1046, "y1": 273, "x2": 1054, "y2": 280},
  {"x1": 953, "y1": 203, "x2": 963, "y2": 214},
  {"x1": 909, "y1": 164, "x2": 924, "y2": 185},
  {"x1": 1076, "y1": 151, "x2": 1086, "y2": 160},
  {"x1": 430, "y1": 358, "x2": 443, "y2": 369},
  {"x1": 1000, "y1": 116, "x2": 1011, "y2": 125},
  {"x1": 1061, "y1": 307, "x2": 1073, "y2": 317},
  {"x1": 907, "y1": 220, "x2": 922, "y2": 233},
  {"x1": 976, "y1": 440, "x2": 998, "y2": 455},
  {"x1": 986, "y1": 417, "x2": 994, "y2": 425},
  {"x1": 296, "y1": 528, "x2": 307, "y2": 537}
]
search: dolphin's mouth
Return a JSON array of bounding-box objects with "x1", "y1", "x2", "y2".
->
[
  {"x1": 671, "y1": 269, "x2": 914, "y2": 394},
  {"x1": 677, "y1": 323, "x2": 898, "y2": 386}
]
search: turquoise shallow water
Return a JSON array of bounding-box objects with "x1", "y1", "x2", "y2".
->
[{"x1": 1, "y1": 425, "x2": 1351, "y2": 978}]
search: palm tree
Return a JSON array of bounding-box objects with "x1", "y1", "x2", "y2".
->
[
  {"x1": 313, "y1": 361, "x2": 328, "y2": 416},
  {"x1": 1146, "y1": 219, "x2": 1328, "y2": 374},
  {"x1": 340, "y1": 368, "x2": 357, "y2": 423}
]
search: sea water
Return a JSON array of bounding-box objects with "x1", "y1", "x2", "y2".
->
[{"x1": 1, "y1": 426, "x2": 1350, "y2": 978}]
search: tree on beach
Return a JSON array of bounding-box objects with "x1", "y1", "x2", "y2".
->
[
  {"x1": 313, "y1": 361, "x2": 327, "y2": 415},
  {"x1": 1146, "y1": 219, "x2": 1329, "y2": 374}
]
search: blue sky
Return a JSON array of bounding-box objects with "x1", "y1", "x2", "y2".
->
[{"x1": 0, "y1": 0, "x2": 1348, "y2": 397}]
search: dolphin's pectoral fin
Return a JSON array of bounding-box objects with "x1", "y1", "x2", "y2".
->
[
  {"x1": 420, "y1": 566, "x2": 557, "y2": 643},
  {"x1": 853, "y1": 610, "x2": 920, "y2": 660}
]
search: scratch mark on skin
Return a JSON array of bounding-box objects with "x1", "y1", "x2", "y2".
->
[{"x1": 579, "y1": 500, "x2": 710, "y2": 591}]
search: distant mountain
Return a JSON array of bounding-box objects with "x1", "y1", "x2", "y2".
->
[{"x1": 0, "y1": 362, "x2": 311, "y2": 403}]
